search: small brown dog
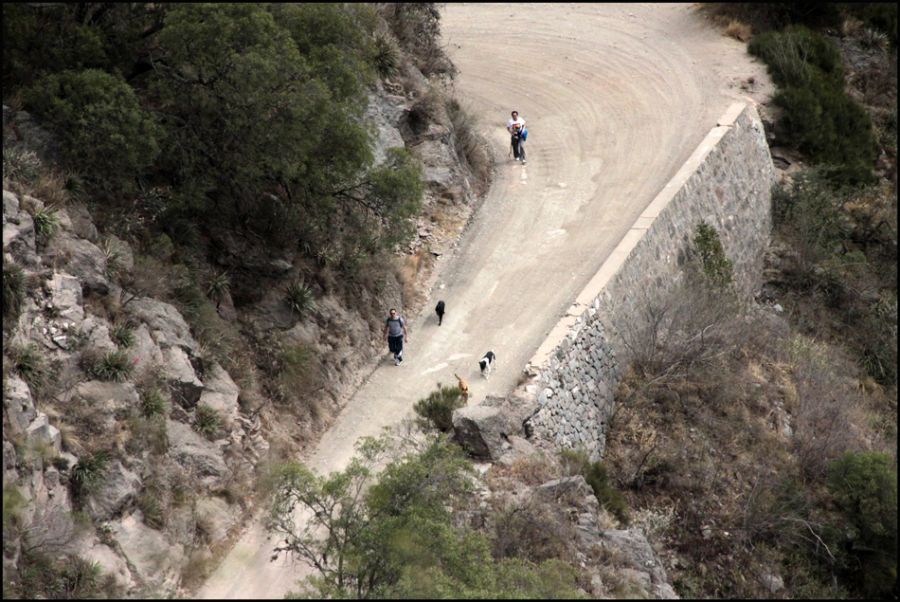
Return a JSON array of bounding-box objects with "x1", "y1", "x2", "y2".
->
[{"x1": 454, "y1": 372, "x2": 469, "y2": 400}]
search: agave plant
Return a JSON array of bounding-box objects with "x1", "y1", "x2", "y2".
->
[
  {"x1": 285, "y1": 279, "x2": 316, "y2": 317},
  {"x1": 32, "y1": 206, "x2": 59, "y2": 240},
  {"x1": 207, "y1": 270, "x2": 231, "y2": 305}
]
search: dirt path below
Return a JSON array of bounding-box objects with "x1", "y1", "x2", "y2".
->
[{"x1": 196, "y1": 4, "x2": 769, "y2": 598}]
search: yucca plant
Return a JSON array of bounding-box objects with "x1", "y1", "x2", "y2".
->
[
  {"x1": 9, "y1": 343, "x2": 47, "y2": 391},
  {"x1": 195, "y1": 404, "x2": 222, "y2": 439},
  {"x1": 70, "y1": 451, "x2": 110, "y2": 501},
  {"x1": 32, "y1": 207, "x2": 59, "y2": 240},
  {"x1": 3, "y1": 263, "x2": 25, "y2": 319},
  {"x1": 140, "y1": 388, "x2": 169, "y2": 418},
  {"x1": 206, "y1": 271, "x2": 231, "y2": 305},
  {"x1": 86, "y1": 349, "x2": 133, "y2": 382},
  {"x1": 2, "y1": 146, "x2": 42, "y2": 184},
  {"x1": 110, "y1": 322, "x2": 135, "y2": 349},
  {"x1": 285, "y1": 279, "x2": 316, "y2": 317}
]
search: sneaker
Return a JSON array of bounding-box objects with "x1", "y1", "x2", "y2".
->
[
  {"x1": 522, "y1": 159, "x2": 527, "y2": 165},
  {"x1": 394, "y1": 358, "x2": 400, "y2": 366}
]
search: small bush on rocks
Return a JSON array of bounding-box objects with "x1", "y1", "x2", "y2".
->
[
  {"x1": 9, "y1": 343, "x2": 47, "y2": 392},
  {"x1": 559, "y1": 449, "x2": 629, "y2": 525},
  {"x1": 413, "y1": 384, "x2": 464, "y2": 432},
  {"x1": 285, "y1": 279, "x2": 316, "y2": 317},
  {"x1": 194, "y1": 404, "x2": 221, "y2": 440},
  {"x1": 70, "y1": 450, "x2": 110, "y2": 502},
  {"x1": 3, "y1": 263, "x2": 25, "y2": 320},
  {"x1": 826, "y1": 452, "x2": 898, "y2": 598},
  {"x1": 83, "y1": 349, "x2": 133, "y2": 382},
  {"x1": 140, "y1": 387, "x2": 168, "y2": 418},
  {"x1": 109, "y1": 322, "x2": 135, "y2": 349}
]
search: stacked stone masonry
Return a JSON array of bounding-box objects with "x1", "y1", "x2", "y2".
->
[{"x1": 525, "y1": 103, "x2": 775, "y2": 459}]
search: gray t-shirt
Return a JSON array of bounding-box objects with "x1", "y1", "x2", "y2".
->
[{"x1": 386, "y1": 316, "x2": 405, "y2": 337}]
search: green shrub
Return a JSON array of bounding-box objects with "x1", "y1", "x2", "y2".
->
[
  {"x1": 31, "y1": 206, "x2": 59, "y2": 240},
  {"x1": 140, "y1": 387, "x2": 168, "y2": 418},
  {"x1": 749, "y1": 27, "x2": 877, "y2": 186},
  {"x1": 413, "y1": 384, "x2": 465, "y2": 432},
  {"x1": 194, "y1": 404, "x2": 221, "y2": 440},
  {"x1": 110, "y1": 322, "x2": 135, "y2": 349},
  {"x1": 3, "y1": 263, "x2": 25, "y2": 320},
  {"x1": 2, "y1": 146, "x2": 42, "y2": 184},
  {"x1": 826, "y1": 452, "x2": 898, "y2": 598},
  {"x1": 9, "y1": 343, "x2": 47, "y2": 392},
  {"x1": 749, "y1": 26, "x2": 843, "y2": 87},
  {"x1": 285, "y1": 279, "x2": 316, "y2": 317},
  {"x1": 206, "y1": 271, "x2": 230, "y2": 306},
  {"x1": 372, "y1": 34, "x2": 400, "y2": 77},
  {"x1": 70, "y1": 451, "x2": 110, "y2": 502},
  {"x1": 560, "y1": 449, "x2": 630, "y2": 524},
  {"x1": 850, "y1": 3, "x2": 898, "y2": 48},
  {"x1": 693, "y1": 222, "x2": 734, "y2": 288},
  {"x1": 3, "y1": 486, "x2": 26, "y2": 527},
  {"x1": 13, "y1": 551, "x2": 118, "y2": 599},
  {"x1": 774, "y1": 79, "x2": 877, "y2": 185},
  {"x1": 24, "y1": 69, "x2": 160, "y2": 191},
  {"x1": 84, "y1": 349, "x2": 133, "y2": 382}
]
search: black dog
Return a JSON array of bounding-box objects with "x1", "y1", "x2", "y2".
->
[
  {"x1": 478, "y1": 351, "x2": 496, "y2": 379},
  {"x1": 435, "y1": 300, "x2": 445, "y2": 326}
]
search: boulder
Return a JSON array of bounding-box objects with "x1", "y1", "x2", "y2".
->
[
  {"x1": 46, "y1": 272, "x2": 85, "y2": 324},
  {"x1": 112, "y1": 513, "x2": 184, "y2": 592},
  {"x1": 198, "y1": 364, "x2": 240, "y2": 429},
  {"x1": 161, "y1": 346, "x2": 203, "y2": 407},
  {"x1": 80, "y1": 315, "x2": 117, "y2": 352},
  {"x1": 166, "y1": 419, "x2": 230, "y2": 486},
  {"x1": 599, "y1": 529, "x2": 672, "y2": 590},
  {"x1": 452, "y1": 395, "x2": 539, "y2": 461},
  {"x1": 3, "y1": 190, "x2": 39, "y2": 267},
  {"x1": 451, "y1": 405, "x2": 509, "y2": 461},
  {"x1": 130, "y1": 323, "x2": 164, "y2": 374},
  {"x1": 25, "y1": 413, "x2": 61, "y2": 455},
  {"x1": 126, "y1": 297, "x2": 198, "y2": 352},
  {"x1": 74, "y1": 381, "x2": 140, "y2": 417},
  {"x1": 85, "y1": 460, "x2": 141, "y2": 521},
  {"x1": 3, "y1": 440, "x2": 18, "y2": 484},
  {"x1": 76, "y1": 536, "x2": 135, "y2": 590},
  {"x1": 105, "y1": 234, "x2": 134, "y2": 273},
  {"x1": 43, "y1": 232, "x2": 110, "y2": 295},
  {"x1": 193, "y1": 496, "x2": 239, "y2": 544},
  {"x1": 4, "y1": 373, "x2": 36, "y2": 435},
  {"x1": 61, "y1": 202, "x2": 99, "y2": 242}
]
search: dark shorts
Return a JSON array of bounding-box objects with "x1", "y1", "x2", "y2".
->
[{"x1": 388, "y1": 335, "x2": 404, "y2": 354}]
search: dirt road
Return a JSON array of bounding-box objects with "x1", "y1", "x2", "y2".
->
[{"x1": 197, "y1": 4, "x2": 769, "y2": 598}]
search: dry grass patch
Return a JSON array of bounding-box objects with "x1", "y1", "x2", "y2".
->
[
  {"x1": 396, "y1": 247, "x2": 434, "y2": 309},
  {"x1": 724, "y1": 19, "x2": 753, "y2": 42}
]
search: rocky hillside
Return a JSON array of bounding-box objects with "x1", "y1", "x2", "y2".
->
[{"x1": 2, "y1": 22, "x2": 490, "y2": 597}]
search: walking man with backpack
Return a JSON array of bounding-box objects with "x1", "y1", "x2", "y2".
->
[
  {"x1": 383, "y1": 308, "x2": 408, "y2": 365},
  {"x1": 506, "y1": 110, "x2": 527, "y2": 164}
]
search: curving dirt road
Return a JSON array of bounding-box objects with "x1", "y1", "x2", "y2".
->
[{"x1": 196, "y1": 4, "x2": 769, "y2": 598}]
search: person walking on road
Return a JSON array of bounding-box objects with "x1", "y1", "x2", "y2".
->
[
  {"x1": 383, "y1": 308, "x2": 408, "y2": 365},
  {"x1": 506, "y1": 110, "x2": 527, "y2": 164}
]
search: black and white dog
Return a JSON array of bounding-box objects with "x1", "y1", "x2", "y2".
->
[
  {"x1": 478, "y1": 351, "x2": 496, "y2": 379},
  {"x1": 435, "y1": 300, "x2": 445, "y2": 326}
]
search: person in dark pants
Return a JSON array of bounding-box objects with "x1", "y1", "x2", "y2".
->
[
  {"x1": 383, "y1": 308, "x2": 408, "y2": 365},
  {"x1": 506, "y1": 110, "x2": 527, "y2": 164},
  {"x1": 435, "y1": 300, "x2": 445, "y2": 325}
]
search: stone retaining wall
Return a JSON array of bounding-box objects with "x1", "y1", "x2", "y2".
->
[{"x1": 524, "y1": 102, "x2": 775, "y2": 459}]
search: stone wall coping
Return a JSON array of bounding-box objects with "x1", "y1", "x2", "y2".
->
[{"x1": 528, "y1": 102, "x2": 748, "y2": 369}]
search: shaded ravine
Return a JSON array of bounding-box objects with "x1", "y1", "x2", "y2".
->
[{"x1": 196, "y1": 4, "x2": 768, "y2": 598}]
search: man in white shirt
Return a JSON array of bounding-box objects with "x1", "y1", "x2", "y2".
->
[{"x1": 506, "y1": 110, "x2": 527, "y2": 164}]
